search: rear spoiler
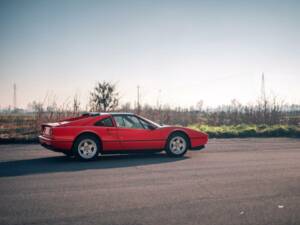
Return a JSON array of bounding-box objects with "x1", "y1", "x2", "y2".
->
[
  {"x1": 81, "y1": 112, "x2": 101, "y2": 117},
  {"x1": 40, "y1": 113, "x2": 101, "y2": 132},
  {"x1": 40, "y1": 122, "x2": 60, "y2": 134}
]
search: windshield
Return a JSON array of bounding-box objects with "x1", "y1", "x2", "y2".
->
[{"x1": 137, "y1": 115, "x2": 161, "y2": 128}]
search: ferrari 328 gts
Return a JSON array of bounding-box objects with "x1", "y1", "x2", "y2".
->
[{"x1": 39, "y1": 112, "x2": 208, "y2": 161}]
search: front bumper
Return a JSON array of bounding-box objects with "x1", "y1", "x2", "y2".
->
[
  {"x1": 190, "y1": 145, "x2": 205, "y2": 151},
  {"x1": 190, "y1": 135, "x2": 208, "y2": 149}
]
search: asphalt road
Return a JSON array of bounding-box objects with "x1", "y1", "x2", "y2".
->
[{"x1": 0, "y1": 138, "x2": 300, "y2": 225}]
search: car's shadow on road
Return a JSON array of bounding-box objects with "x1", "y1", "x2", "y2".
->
[{"x1": 0, "y1": 153, "x2": 188, "y2": 177}]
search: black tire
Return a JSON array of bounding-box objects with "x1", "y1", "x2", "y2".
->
[
  {"x1": 73, "y1": 134, "x2": 100, "y2": 161},
  {"x1": 165, "y1": 133, "x2": 189, "y2": 157}
]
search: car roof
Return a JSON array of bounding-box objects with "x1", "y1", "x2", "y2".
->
[
  {"x1": 109, "y1": 112, "x2": 135, "y2": 116},
  {"x1": 81, "y1": 112, "x2": 135, "y2": 117}
]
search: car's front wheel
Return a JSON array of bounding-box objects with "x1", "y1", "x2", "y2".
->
[
  {"x1": 165, "y1": 133, "x2": 188, "y2": 157},
  {"x1": 73, "y1": 135, "x2": 100, "y2": 161}
]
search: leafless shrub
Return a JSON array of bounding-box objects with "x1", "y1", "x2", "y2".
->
[{"x1": 118, "y1": 96, "x2": 299, "y2": 126}]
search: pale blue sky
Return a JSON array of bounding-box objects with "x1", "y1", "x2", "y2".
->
[{"x1": 0, "y1": 0, "x2": 299, "y2": 109}]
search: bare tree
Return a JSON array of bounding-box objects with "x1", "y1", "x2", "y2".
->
[
  {"x1": 89, "y1": 81, "x2": 119, "y2": 112},
  {"x1": 73, "y1": 94, "x2": 80, "y2": 114}
]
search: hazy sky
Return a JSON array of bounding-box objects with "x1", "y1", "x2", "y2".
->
[{"x1": 0, "y1": 0, "x2": 299, "y2": 109}]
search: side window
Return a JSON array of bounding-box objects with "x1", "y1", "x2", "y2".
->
[
  {"x1": 94, "y1": 117, "x2": 114, "y2": 127},
  {"x1": 113, "y1": 116, "x2": 126, "y2": 128},
  {"x1": 139, "y1": 118, "x2": 152, "y2": 130},
  {"x1": 113, "y1": 115, "x2": 144, "y2": 129},
  {"x1": 125, "y1": 116, "x2": 144, "y2": 129}
]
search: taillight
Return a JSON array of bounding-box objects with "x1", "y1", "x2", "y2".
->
[{"x1": 44, "y1": 127, "x2": 52, "y2": 136}]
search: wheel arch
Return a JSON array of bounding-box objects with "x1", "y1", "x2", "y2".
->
[
  {"x1": 166, "y1": 130, "x2": 191, "y2": 149},
  {"x1": 72, "y1": 131, "x2": 103, "y2": 152}
]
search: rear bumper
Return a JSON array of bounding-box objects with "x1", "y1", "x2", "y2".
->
[{"x1": 39, "y1": 135, "x2": 72, "y2": 152}]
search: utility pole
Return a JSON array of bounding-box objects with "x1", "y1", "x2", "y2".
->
[
  {"x1": 261, "y1": 73, "x2": 267, "y2": 123},
  {"x1": 157, "y1": 89, "x2": 162, "y2": 123},
  {"x1": 13, "y1": 83, "x2": 17, "y2": 110},
  {"x1": 137, "y1": 85, "x2": 140, "y2": 114},
  {"x1": 156, "y1": 89, "x2": 161, "y2": 109},
  {"x1": 261, "y1": 73, "x2": 266, "y2": 102}
]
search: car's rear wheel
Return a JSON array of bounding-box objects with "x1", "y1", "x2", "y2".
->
[
  {"x1": 73, "y1": 135, "x2": 100, "y2": 161},
  {"x1": 165, "y1": 133, "x2": 188, "y2": 157}
]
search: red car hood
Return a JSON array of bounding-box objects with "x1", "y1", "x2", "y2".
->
[{"x1": 158, "y1": 125, "x2": 208, "y2": 138}]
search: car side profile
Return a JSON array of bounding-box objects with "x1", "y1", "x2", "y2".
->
[{"x1": 39, "y1": 112, "x2": 208, "y2": 161}]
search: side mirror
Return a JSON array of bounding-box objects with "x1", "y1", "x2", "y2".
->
[{"x1": 148, "y1": 124, "x2": 156, "y2": 130}]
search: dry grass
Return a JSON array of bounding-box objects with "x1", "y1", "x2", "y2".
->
[
  {"x1": 1, "y1": 114, "x2": 300, "y2": 144},
  {"x1": 190, "y1": 124, "x2": 300, "y2": 138},
  {"x1": 0, "y1": 112, "x2": 77, "y2": 143}
]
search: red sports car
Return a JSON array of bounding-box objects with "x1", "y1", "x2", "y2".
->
[{"x1": 39, "y1": 112, "x2": 208, "y2": 161}]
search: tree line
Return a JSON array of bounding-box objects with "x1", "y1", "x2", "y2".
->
[{"x1": 6, "y1": 81, "x2": 299, "y2": 126}]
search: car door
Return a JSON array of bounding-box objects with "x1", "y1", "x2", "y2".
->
[
  {"x1": 112, "y1": 115, "x2": 165, "y2": 150},
  {"x1": 93, "y1": 116, "x2": 122, "y2": 150}
]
